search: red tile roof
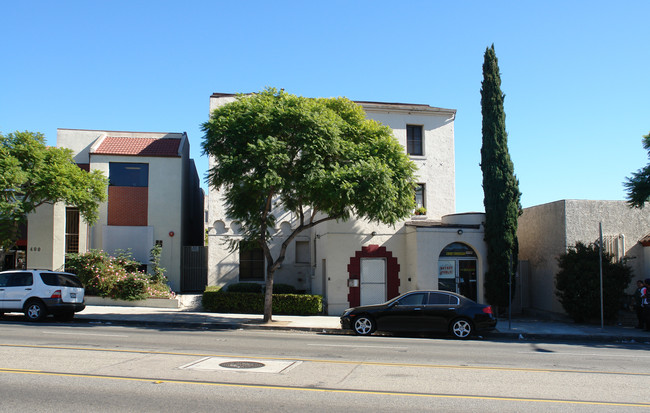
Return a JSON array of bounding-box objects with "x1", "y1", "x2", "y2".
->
[
  {"x1": 640, "y1": 233, "x2": 650, "y2": 247},
  {"x1": 94, "y1": 137, "x2": 181, "y2": 157}
]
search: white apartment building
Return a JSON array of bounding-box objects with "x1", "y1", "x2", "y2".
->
[{"x1": 206, "y1": 94, "x2": 489, "y2": 315}]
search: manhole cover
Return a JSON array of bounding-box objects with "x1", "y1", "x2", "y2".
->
[
  {"x1": 219, "y1": 361, "x2": 266, "y2": 369},
  {"x1": 181, "y1": 357, "x2": 300, "y2": 373}
]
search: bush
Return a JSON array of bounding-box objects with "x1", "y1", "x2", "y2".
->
[
  {"x1": 111, "y1": 272, "x2": 149, "y2": 301},
  {"x1": 226, "y1": 282, "x2": 263, "y2": 293},
  {"x1": 272, "y1": 283, "x2": 298, "y2": 294},
  {"x1": 202, "y1": 290, "x2": 322, "y2": 315},
  {"x1": 65, "y1": 249, "x2": 174, "y2": 300},
  {"x1": 555, "y1": 242, "x2": 632, "y2": 323}
]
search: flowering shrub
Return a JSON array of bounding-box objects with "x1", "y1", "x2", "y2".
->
[{"x1": 65, "y1": 249, "x2": 175, "y2": 301}]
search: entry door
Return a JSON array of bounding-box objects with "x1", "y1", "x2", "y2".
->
[
  {"x1": 458, "y1": 260, "x2": 477, "y2": 301},
  {"x1": 360, "y1": 258, "x2": 386, "y2": 305},
  {"x1": 438, "y1": 259, "x2": 477, "y2": 301}
]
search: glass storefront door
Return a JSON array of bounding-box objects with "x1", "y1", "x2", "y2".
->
[{"x1": 438, "y1": 243, "x2": 478, "y2": 301}]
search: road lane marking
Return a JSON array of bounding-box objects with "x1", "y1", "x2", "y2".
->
[
  {"x1": 0, "y1": 368, "x2": 648, "y2": 408},
  {"x1": 308, "y1": 344, "x2": 408, "y2": 350},
  {"x1": 2, "y1": 343, "x2": 649, "y2": 377},
  {"x1": 41, "y1": 331, "x2": 129, "y2": 337}
]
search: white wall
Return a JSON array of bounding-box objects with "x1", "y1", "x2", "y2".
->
[
  {"x1": 90, "y1": 153, "x2": 184, "y2": 290},
  {"x1": 407, "y1": 213, "x2": 488, "y2": 302},
  {"x1": 206, "y1": 95, "x2": 458, "y2": 314},
  {"x1": 362, "y1": 104, "x2": 456, "y2": 220},
  {"x1": 26, "y1": 203, "x2": 66, "y2": 270}
]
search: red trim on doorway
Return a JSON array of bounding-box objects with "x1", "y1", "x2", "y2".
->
[{"x1": 347, "y1": 245, "x2": 400, "y2": 307}]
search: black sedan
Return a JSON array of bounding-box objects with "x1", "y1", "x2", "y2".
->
[{"x1": 340, "y1": 290, "x2": 496, "y2": 339}]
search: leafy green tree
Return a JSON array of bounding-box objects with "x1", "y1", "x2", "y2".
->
[
  {"x1": 556, "y1": 242, "x2": 632, "y2": 322},
  {"x1": 480, "y1": 45, "x2": 522, "y2": 309},
  {"x1": 202, "y1": 88, "x2": 417, "y2": 322},
  {"x1": 0, "y1": 131, "x2": 107, "y2": 256},
  {"x1": 149, "y1": 244, "x2": 167, "y2": 284},
  {"x1": 624, "y1": 132, "x2": 650, "y2": 208}
]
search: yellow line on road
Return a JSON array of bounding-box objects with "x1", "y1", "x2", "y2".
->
[
  {"x1": 0, "y1": 367, "x2": 648, "y2": 408},
  {"x1": 1, "y1": 343, "x2": 649, "y2": 377}
]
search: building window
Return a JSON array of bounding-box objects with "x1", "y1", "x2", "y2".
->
[
  {"x1": 602, "y1": 234, "x2": 625, "y2": 262},
  {"x1": 65, "y1": 208, "x2": 80, "y2": 254},
  {"x1": 295, "y1": 240, "x2": 310, "y2": 264},
  {"x1": 415, "y1": 184, "x2": 425, "y2": 209},
  {"x1": 239, "y1": 241, "x2": 265, "y2": 281},
  {"x1": 407, "y1": 125, "x2": 423, "y2": 156},
  {"x1": 109, "y1": 163, "x2": 149, "y2": 187}
]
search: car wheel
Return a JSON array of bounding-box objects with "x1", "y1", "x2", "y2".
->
[
  {"x1": 54, "y1": 311, "x2": 75, "y2": 322},
  {"x1": 353, "y1": 316, "x2": 375, "y2": 335},
  {"x1": 24, "y1": 299, "x2": 47, "y2": 322},
  {"x1": 450, "y1": 318, "x2": 473, "y2": 339}
]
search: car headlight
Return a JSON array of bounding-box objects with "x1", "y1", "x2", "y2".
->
[{"x1": 341, "y1": 308, "x2": 354, "y2": 317}]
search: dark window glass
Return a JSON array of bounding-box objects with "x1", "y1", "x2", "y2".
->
[
  {"x1": 439, "y1": 243, "x2": 477, "y2": 258},
  {"x1": 428, "y1": 292, "x2": 453, "y2": 305},
  {"x1": 5, "y1": 272, "x2": 33, "y2": 287},
  {"x1": 109, "y1": 163, "x2": 149, "y2": 187},
  {"x1": 65, "y1": 208, "x2": 80, "y2": 254},
  {"x1": 407, "y1": 125, "x2": 423, "y2": 156},
  {"x1": 397, "y1": 293, "x2": 426, "y2": 306},
  {"x1": 415, "y1": 184, "x2": 425, "y2": 209},
  {"x1": 40, "y1": 273, "x2": 83, "y2": 288},
  {"x1": 239, "y1": 241, "x2": 265, "y2": 281}
]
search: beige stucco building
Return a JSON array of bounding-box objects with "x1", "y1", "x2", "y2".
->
[
  {"x1": 207, "y1": 94, "x2": 490, "y2": 315},
  {"x1": 25, "y1": 129, "x2": 205, "y2": 292},
  {"x1": 518, "y1": 199, "x2": 650, "y2": 315}
]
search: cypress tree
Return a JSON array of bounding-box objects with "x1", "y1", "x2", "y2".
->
[{"x1": 480, "y1": 45, "x2": 522, "y2": 309}]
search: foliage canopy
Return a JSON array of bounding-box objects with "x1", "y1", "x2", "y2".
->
[
  {"x1": 555, "y1": 242, "x2": 632, "y2": 322},
  {"x1": 480, "y1": 45, "x2": 522, "y2": 309},
  {"x1": 202, "y1": 88, "x2": 417, "y2": 321},
  {"x1": 0, "y1": 131, "x2": 108, "y2": 250},
  {"x1": 624, "y1": 132, "x2": 650, "y2": 208}
]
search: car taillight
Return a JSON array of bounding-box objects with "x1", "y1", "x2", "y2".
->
[
  {"x1": 482, "y1": 306, "x2": 493, "y2": 314},
  {"x1": 51, "y1": 290, "x2": 62, "y2": 299}
]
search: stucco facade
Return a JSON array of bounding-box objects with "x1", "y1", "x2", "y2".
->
[
  {"x1": 206, "y1": 94, "x2": 490, "y2": 315},
  {"x1": 24, "y1": 129, "x2": 204, "y2": 292},
  {"x1": 518, "y1": 199, "x2": 650, "y2": 314}
]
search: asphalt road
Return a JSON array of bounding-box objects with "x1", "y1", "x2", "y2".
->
[{"x1": 1, "y1": 321, "x2": 649, "y2": 412}]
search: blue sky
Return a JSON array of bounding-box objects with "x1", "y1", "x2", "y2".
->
[{"x1": 2, "y1": 1, "x2": 649, "y2": 213}]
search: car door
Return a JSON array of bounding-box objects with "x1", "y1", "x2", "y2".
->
[
  {"x1": 421, "y1": 292, "x2": 459, "y2": 332},
  {"x1": 2, "y1": 272, "x2": 34, "y2": 311},
  {"x1": 375, "y1": 292, "x2": 428, "y2": 332}
]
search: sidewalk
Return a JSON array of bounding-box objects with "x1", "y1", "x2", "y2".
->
[{"x1": 74, "y1": 304, "x2": 650, "y2": 343}]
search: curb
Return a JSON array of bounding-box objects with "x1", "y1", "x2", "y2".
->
[
  {"x1": 76, "y1": 317, "x2": 343, "y2": 333},
  {"x1": 73, "y1": 317, "x2": 650, "y2": 343}
]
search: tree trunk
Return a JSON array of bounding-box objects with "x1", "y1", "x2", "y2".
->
[{"x1": 263, "y1": 269, "x2": 274, "y2": 323}]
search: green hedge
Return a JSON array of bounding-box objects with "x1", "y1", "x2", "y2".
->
[
  {"x1": 202, "y1": 290, "x2": 322, "y2": 315},
  {"x1": 226, "y1": 283, "x2": 263, "y2": 293}
]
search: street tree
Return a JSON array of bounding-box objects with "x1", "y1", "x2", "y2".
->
[
  {"x1": 0, "y1": 131, "x2": 108, "y2": 256},
  {"x1": 624, "y1": 132, "x2": 650, "y2": 208},
  {"x1": 202, "y1": 88, "x2": 417, "y2": 322},
  {"x1": 480, "y1": 45, "x2": 522, "y2": 309}
]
